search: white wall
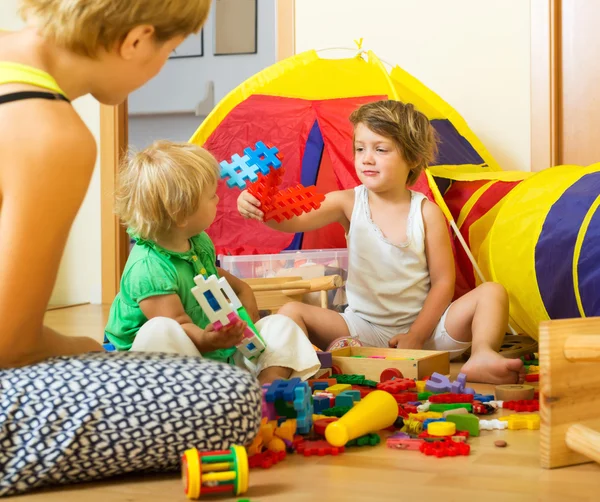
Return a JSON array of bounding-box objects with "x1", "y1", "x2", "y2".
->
[
  {"x1": 128, "y1": 0, "x2": 278, "y2": 149},
  {"x1": 295, "y1": 0, "x2": 532, "y2": 172},
  {"x1": 0, "y1": 0, "x2": 102, "y2": 304}
]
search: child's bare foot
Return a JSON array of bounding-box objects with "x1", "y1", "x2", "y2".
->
[{"x1": 461, "y1": 350, "x2": 525, "y2": 385}]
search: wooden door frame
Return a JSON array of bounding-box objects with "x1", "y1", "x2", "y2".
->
[
  {"x1": 99, "y1": 2, "x2": 296, "y2": 302},
  {"x1": 100, "y1": 102, "x2": 129, "y2": 304},
  {"x1": 530, "y1": 0, "x2": 560, "y2": 171}
]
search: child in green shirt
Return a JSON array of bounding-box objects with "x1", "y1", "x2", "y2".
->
[{"x1": 105, "y1": 140, "x2": 320, "y2": 384}]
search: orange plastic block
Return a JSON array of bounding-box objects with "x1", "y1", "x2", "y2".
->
[
  {"x1": 247, "y1": 166, "x2": 285, "y2": 212},
  {"x1": 264, "y1": 185, "x2": 325, "y2": 223}
]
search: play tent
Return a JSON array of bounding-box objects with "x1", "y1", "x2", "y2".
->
[{"x1": 189, "y1": 49, "x2": 600, "y2": 340}]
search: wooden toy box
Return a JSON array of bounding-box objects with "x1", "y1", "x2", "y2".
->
[{"x1": 331, "y1": 346, "x2": 450, "y2": 381}]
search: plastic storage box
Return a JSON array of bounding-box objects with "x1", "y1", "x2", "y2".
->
[{"x1": 218, "y1": 249, "x2": 348, "y2": 311}]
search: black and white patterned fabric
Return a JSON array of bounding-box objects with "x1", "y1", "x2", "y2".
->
[{"x1": 0, "y1": 351, "x2": 261, "y2": 496}]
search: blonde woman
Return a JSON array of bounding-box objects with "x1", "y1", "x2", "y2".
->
[{"x1": 0, "y1": 0, "x2": 260, "y2": 495}]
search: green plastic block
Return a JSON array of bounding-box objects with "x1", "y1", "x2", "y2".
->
[
  {"x1": 274, "y1": 399, "x2": 297, "y2": 418},
  {"x1": 362, "y1": 379, "x2": 379, "y2": 388},
  {"x1": 347, "y1": 433, "x2": 381, "y2": 447},
  {"x1": 418, "y1": 391, "x2": 433, "y2": 401},
  {"x1": 335, "y1": 374, "x2": 365, "y2": 385},
  {"x1": 321, "y1": 406, "x2": 352, "y2": 417},
  {"x1": 445, "y1": 413, "x2": 480, "y2": 437},
  {"x1": 428, "y1": 403, "x2": 472, "y2": 413}
]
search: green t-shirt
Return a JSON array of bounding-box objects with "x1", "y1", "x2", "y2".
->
[{"x1": 104, "y1": 231, "x2": 236, "y2": 363}]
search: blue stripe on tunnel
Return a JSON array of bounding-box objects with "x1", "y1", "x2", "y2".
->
[{"x1": 535, "y1": 171, "x2": 600, "y2": 319}]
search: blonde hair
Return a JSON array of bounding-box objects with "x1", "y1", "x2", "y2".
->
[
  {"x1": 19, "y1": 0, "x2": 211, "y2": 57},
  {"x1": 115, "y1": 140, "x2": 220, "y2": 241},
  {"x1": 349, "y1": 100, "x2": 438, "y2": 186}
]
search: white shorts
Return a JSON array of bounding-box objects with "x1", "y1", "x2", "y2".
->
[
  {"x1": 130, "y1": 314, "x2": 321, "y2": 381},
  {"x1": 340, "y1": 305, "x2": 471, "y2": 361}
]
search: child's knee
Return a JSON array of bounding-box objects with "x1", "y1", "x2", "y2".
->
[
  {"x1": 133, "y1": 317, "x2": 198, "y2": 355},
  {"x1": 277, "y1": 301, "x2": 305, "y2": 319},
  {"x1": 479, "y1": 282, "x2": 508, "y2": 305}
]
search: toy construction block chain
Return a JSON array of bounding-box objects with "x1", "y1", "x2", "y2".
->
[
  {"x1": 219, "y1": 141, "x2": 325, "y2": 222},
  {"x1": 191, "y1": 274, "x2": 266, "y2": 360}
]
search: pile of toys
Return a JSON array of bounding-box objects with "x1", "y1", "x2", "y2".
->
[{"x1": 181, "y1": 351, "x2": 541, "y2": 499}]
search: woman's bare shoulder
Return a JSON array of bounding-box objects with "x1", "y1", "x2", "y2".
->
[{"x1": 0, "y1": 100, "x2": 96, "y2": 185}]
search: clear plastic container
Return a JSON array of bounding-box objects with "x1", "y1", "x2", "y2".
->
[{"x1": 218, "y1": 249, "x2": 349, "y2": 311}]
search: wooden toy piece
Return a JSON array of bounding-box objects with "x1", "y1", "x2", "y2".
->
[
  {"x1": 494, "y1": 384, "x2": 535, "y2": 401},
  {"x1": 182, "y1": 445, "x2": 248, "y2": 499},
  {"x1": 539, "y1": 319, "x2": 600, "y2": 469},
  {"x1": 443, "y1": 407, "x2": 469, "y2": 418},
  {"x1": 325, "y1": 390, "x2": 398, "y2": 447},
  {"x1": 331, "y1": 346, "x2": 449, "y2": 381}
]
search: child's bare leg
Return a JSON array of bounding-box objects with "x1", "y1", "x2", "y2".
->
[
  {"x1": 444, "y1": 283, "x2": 525, "y2": 384},
  {"x1": 258, "y1": 366, "x2": 292, "y2": 385},
  {"x1": 277, "y1": 302, "x2": 351, "y2": 350}
]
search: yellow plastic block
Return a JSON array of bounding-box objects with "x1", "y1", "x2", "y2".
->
[
  {"x1": 527, "y1": 365, "x2": 539, "y2": 374},
  {"x1": 428, "y1": 421, "x2": 457, "y2": 436},
  {"x1": 499, "y1": 414, "x2": 540, "y2": 430},
  {"x1": 275, "y1": 419, "x2": 296, "y2": 441},
  {"x1": 415, "y1": 381, "x2": 427, "y2": 393},
  {"x1": 326, "y1": 384, "x2": 352, "y2": 396},
  {"x1": 408, "y1": 412, "x2": 443, "y2": 422}
]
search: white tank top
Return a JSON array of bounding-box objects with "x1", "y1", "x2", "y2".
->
[{"x1": 345, "y1": 185, "x2": 431, "y2": 329}]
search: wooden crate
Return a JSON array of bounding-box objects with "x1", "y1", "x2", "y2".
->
[
  {"x1": 539, "y1": 317, "x2": 600, "y2": 469},
  {"x1": 331, "y1": 346, "x2": 449, "y2": 381}
]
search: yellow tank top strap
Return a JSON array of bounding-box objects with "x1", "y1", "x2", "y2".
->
[{"x1": 0, "y1": 61, "x2": 66, "y2": 96}]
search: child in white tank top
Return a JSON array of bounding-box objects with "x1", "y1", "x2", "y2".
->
[{"x1": 237, "y1": 100, "x2": 525, "y2": 385}]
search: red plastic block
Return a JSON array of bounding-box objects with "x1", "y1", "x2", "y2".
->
[
  {"x1": 352, "y1": 385, "x2": 375, "y2": 398},
  {"x1": 295, "y1": 440, "x2": 345, "y2": 457},
  {"x1": 247, "y1": 167, "x2": 285, "y2": 212},
  {"x1": 392, "y1": 392, "x2": 418, "y2": 404},
  {"x1": 376, "y1": 379, "x2": 416, "y2": 393},
  {"x1": 419, "y1": 439, "x2": 470, "y2": 458},
  {"x1": 248, "y1": 450, "x2": 286, "y2": 469},
  {"x1": 525, "y1": 374, "x2": 539, "y2": 383},
  {"x1": 503, "y1": 399, "x2": 539, "y2": 412},
  {"x1": 400, "y1": 404, "x2": 418, "y2": 414},
  {"x1": 396, "y1": 405, "x2": 409, "y2": 419},
  {"x1": 472, "y1": 402, "x2": 496, "y2": 415},
  {"x1": 313, "y1": 418, "x2": 338, "y2": 436},
  {"x1": 264, "y1": 185, "x2": 325, "y2": 223},
  {"x1": 380, "y1": 368, "x2": 404, "y2": 382},
  {"x1": 429, "y1": 393, "x2": 474, "y2": 404}
]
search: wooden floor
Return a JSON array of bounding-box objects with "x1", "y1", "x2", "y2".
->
[{"x1": 10, "y1": 305, "x2": 600, "y2": 501}]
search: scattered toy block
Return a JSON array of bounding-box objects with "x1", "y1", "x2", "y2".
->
[
  {"x1": 494, "y1": 384, "x2": 535, "y2": 401},
  {"x1": 499, "y1": 414, "x2": 540, "y2": 430},
  {"x1": 445, "y1": 413, "x2": 480, "y2": 437}
]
